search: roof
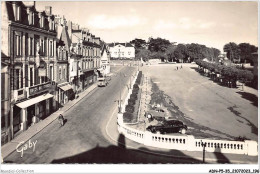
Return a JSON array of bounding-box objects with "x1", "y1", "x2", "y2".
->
[
  {"x1": 108, "y1": 42, "x2": 134, "y2": 48},
  {"x1": 60, "y1": 26, "x2": 71, "y2": 50}
]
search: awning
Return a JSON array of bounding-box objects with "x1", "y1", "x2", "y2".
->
[
  {"x1": 16, "y1": 93, "x2": 53, "y2": 109},
  {"x1": 60, "y1": 84, "x2": 73, "y2": 91}
]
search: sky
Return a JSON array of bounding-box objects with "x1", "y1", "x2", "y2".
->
[{"x1": 36, "y1": 1, "x2": 258, "y2": 52}]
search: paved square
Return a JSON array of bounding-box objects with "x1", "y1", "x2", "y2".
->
[{"x1": 142, "y1": 64, "x2": 258, "y2": 141}]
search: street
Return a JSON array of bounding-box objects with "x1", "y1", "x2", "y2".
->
[{"x1": 4, "y1": 66, "x2": 202, "y2": 164}]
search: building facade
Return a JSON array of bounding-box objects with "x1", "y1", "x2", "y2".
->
[
  {"x1": 1, "y1": 53, "x2": 11, "y2": 145},
  {"x1": 109, "y1": 42, "x2": 135, "y2": 59},
  {"x1": 1, "y1": 1, "x2": 57, "y2": 141},
  {"x1": 98, "y1": 41, "x2": 111, "y2": 76},
  {"x1": 68, "y1": 21, "x2": 101, "y2": 94},
  {"x1": 55, "y1": 16, "x2": 72, "y2": 106}
]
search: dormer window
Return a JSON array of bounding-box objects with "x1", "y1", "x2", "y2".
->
[
  {"x1": 40, "y1": 15, "x2": 45, "y2": 28},
  {"x1": 28, "y1": 10, "x2": 34, "y2": 25},
  {"x1": 13, "y1": 3, "x2": 21, "y2": 21},
  {"x1": 17, "y1": 6, "x2": 21, "y2": 21}
]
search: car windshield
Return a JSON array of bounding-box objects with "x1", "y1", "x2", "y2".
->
[{"x1": 163, "y1": 120, "x2": 183, "y2": 126}]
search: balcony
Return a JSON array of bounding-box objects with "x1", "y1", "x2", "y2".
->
[{"x1": 13, "y1": 89, "x2": 27, "y2": 101}]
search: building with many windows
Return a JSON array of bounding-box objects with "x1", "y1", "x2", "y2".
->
[
  {"x1": 1, "y1": 1, "x2": 57, "y2": 142},
  {"x1": 108, "y1": 42, "x2": 135, "y2": 59},
  {"x1": 68, "y1": 21, "x2": 101, "y2": 94}
]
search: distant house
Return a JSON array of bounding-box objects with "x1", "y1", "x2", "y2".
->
[{"x1": 108, "y1": 42, "x2": 135, "y2": 59}]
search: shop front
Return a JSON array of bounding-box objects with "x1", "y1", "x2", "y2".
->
[
  {"x1": 82, "y1": 70, "x2": 95, "y2": 90},
  {"x1": 15, "y1": 93, "x2": 54, "y2": 131},
  {"x1": 58, "y1": 83, "x2": 73, "y2": 106}
]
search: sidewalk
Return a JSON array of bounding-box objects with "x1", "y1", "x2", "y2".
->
[
  {"x1": 1, "y1": 83, "x2": 97, "y2": 160},
  {"x1": 106, "y1": 97, "x2": 258, "y2": 164}
]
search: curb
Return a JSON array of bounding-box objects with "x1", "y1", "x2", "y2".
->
[
  {"x1": 2, "y1": 66, "x2": 126, "y2": 160},
  {"x1": 2, "y1": 84, "x2": 98, "y2": 160}
]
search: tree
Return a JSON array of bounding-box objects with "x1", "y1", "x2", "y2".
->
[
  {"x1": 148, "y1": 37, "x2": 171, "y2": 52},
  {"x1": 238, "y1": 43, "x2": 258, "y2": 64},
  {"x1": 173, "y1": 44, "x2": 188, "y2": 62},
  {"x1": 165, "y1": 45, "x2": 176, "y2": 62},
  {"x1": 130, "y1": 38, "x2": 146, "y2": 49},
  {"x1": 136, "y1": 48, "x2": 151, "y2": 61},
  {"x1": 223, "y1": 42, "x2": 241, "y2": 63},
  {"x1": 212, "y1": 48, "x2": 221, "y2": 61}
]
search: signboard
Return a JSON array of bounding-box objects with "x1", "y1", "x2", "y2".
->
[
  {"x1": 39, "y1": 68, "x2": 46, "y2": 76},
  {"x1": 29, "y1": 82, "x2": 52, "y2": 96}
]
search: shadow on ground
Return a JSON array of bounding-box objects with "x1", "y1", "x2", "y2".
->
[
  {"x1": 236, "y1": 92, "x2": 258, "y2": 107},
  {"x1": 51, "y1": 134, "x2": 231, "y2": 164}
]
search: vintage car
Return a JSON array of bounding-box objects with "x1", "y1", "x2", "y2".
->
[{"x1": 146, "y1": 120, "x2": 188, "y2": 134}]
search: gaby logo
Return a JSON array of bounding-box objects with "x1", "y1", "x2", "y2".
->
[{"x1": 16, "y1": 139, "x2": 37, "y2": 158}]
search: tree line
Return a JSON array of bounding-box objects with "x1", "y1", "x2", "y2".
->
[{"x1": 130, "y1": 38, "x2": 257, "y2": 64}]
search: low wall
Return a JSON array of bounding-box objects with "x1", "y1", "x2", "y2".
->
[{"x1": 116, "y1": 71, "x2": 258, "y2": 156}]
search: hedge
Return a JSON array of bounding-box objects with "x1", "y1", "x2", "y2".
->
[
  {"x1": 128, "y1": 98, "x2": 136, "y2": 105},
  {"x1": 195, "y1": 59, "x2": 254, "y2": 82},
  {"x1": 125, "y1": 105, "x2": 135, "y2": 113},
  {"x1": 130, "y1": 93, "x2": 138, "y2": 100}
]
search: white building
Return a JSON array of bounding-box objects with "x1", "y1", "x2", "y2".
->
[
  {"x1": 108, "y1": 42, "x2": 135, "y2": 59},
  {"x1": 98, "y1": 41, "x2": 111, "y2": 76}
]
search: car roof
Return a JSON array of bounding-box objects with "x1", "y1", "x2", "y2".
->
[{"x1": 163, "y1": 120, "x2": 183, "y2": 124}]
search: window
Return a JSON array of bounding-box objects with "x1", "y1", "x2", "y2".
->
[
  {"x1": 41, "y1": 76, "x2": 45, "y2": 83},
  {"x1": 15, "y1": 35, "x2": 21, "y2": 56},
  {"x1": 15, "y1": 69, "x2": 20, "y2": 90},
  {"x1": 59, "y1": 67, "x2": 62, "y2": 80},
  {"x1": 25, "y1": 65, "x2": 28, "y2": 87},
  {"x1": 13, "y1": 4, "x2": 21, "y2": 21},
  {"x1": 50, "y1": 66, "x2": 53, "y2": 81},
  {"x1": 50, "y1": 41, "x2": 53, "y2": 57},
  {"x1": 29, "y1": 37, "x2": 33, "y2": 56},
  {"x1": 63, "y1": 67, "x2": 66, "y2": 79},
  {"x1": 41, "y1": 39, "x2": 44, "y2": 55},
  {"x1": 40, "y1": 16, "x2": 44, "y2": 28},
  {"x1": 29, "y1": 12, "x2": 34, "y2": 25},
  {"x1": 30, "y1": 67, "x2": 33, "y2": 86}
]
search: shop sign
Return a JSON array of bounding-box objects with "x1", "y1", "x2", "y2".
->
[{"x1": 29, "y1": 82, "x2": 52, "y2": 96}]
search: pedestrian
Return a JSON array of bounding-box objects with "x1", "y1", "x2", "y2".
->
[
  {"x1": 58, "y1": 114, "x2": 64, "y2": 126},
  {"x1": 177, "y1": 66, "x2": 178, "y2": 70},
  {"x1": 181, "y1": 65, "x2": 182, "y2": 69}
]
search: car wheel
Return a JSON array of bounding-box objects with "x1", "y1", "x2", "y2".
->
[{"x1": 180, "y1": 128, "x2": 186, "y2": 134}]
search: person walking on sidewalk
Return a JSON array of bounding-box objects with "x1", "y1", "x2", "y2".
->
[{"x1": 58, "y1": 114, "x2": 65, "y2": 127}]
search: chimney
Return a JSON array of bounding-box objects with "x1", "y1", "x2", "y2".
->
[
  {"x1": 45, "y1": 6, "x2": 52, "y2": 16},
  {"x1": 68, "y1": 20, "x2": 72, "y2": 39}
]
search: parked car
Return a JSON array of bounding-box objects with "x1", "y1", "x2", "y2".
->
[
  {"x1": 146, "y1": 120, "x2": 188, "y2": 134},
  {"x1": 145, "y1": 107, "x2": 167, "y2": 120}
]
